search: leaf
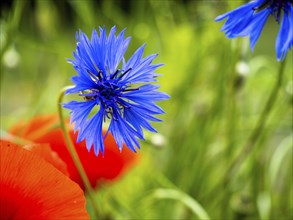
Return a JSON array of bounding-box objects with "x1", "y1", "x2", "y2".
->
[{"x1": 151, "y1": 188, "x2": 210, "y2": 220}]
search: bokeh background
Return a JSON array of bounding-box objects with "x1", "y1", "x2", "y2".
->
[{"x1": 1, "y1": 0, "x2": 292, "y2": 219}]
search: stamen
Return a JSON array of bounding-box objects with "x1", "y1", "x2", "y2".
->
[
  {"x1": 104, "y1": 107, "x2": 119, "y2": 121},
  {"x1": 277, "y1": 10, "x2": 281, "y2": 22},
  {"x1": 105, "y1": 108, "x2": 113, "y2": 119},
  {"x1": 86, "y1": 69, "x2": 102, "y2": 81},
  {"x1": 118, "y1": 68, "x2": 132, "y2": 79},
  {"x1": 123, "y1": 88, "x2": 139, "y2": 92},
  {"x1": 116, "y1": 100, "x2": 126, "y2": 109},
  {"x1": 111, "y1": 69, "x2": 120, "y2": 79},
  {"x1": 98, "y1": 70, "x2": 103, "y2": 80}
]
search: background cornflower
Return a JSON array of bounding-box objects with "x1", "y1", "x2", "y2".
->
[
  {"x1": 64, "y1": 26, "x2": 169, "y2": 156},
  {"x1": 215, "y1": 0, "x2": 293, "y2": 61}
]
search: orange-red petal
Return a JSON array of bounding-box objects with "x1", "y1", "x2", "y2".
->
[
  {"x1": 23, "y1": 143, "x2": 69, "y2": 176},
  {"x1": 0, "y1": 139, "x2": 69, "y2": 176},
  {"x1": 0, "y1": 140, "x2": 89, "y2": 219}
]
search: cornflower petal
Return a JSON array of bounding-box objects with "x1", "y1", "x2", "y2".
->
[
  {"x1": 249, "y1": 10, "x2": 271, "y2": 50},
  {"x1": 276, "y1": 9, "x2": 293, "y2": 60},
  {"x1": 215, "y1": 1, "x2": 259, "y2": 37},
  {"x1": 109, "y1": 110, "x2": 143, "y2": 152},
  {"x1": 63, "y1": 100, "x2": 96, "y2": 130},
  {"x1": 124, "y1": 107, "x2": 157, "y2": 133},
  {"x1": 77, "y1": 107, "x2": 104, "y2": 153},
  {"x1": 215, "y1": 1, "x2": 258, "y2": 22}
]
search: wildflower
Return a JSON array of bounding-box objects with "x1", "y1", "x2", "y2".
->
[
  {"x1": 63, "y1": 26, "x2": 169, "y2": 155},
  {"x1": 215, "y1": 0, "x2": 293, "y2": 61},
  {"x1": 0, "y1": 140, "x2": 89, "y2": 219},
  {"x1": 9, "y1": 114, "x2": 138, "y2": 190}
]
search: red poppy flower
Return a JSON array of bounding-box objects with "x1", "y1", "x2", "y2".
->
[
  {"x1": 0, "y1": 140, "x2": 89, "y2": 219},
  {"x1": 9, "y1": 114, "x2": 138, "y2": 190}
]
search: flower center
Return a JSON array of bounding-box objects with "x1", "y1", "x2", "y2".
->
[
  {"x1": 81, "y1": 68, "x2": 138, "y2": 120},
  {"x1": 99, "y1": 81, "x2": 120, "y2": 100}
]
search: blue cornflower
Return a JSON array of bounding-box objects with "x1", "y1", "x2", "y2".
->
[
  {"x1": 63, "y1": 26, "x2": 169, "y2": 156},
  {"x1": 215, "y1": 0, "x2": 293, "y2": 61}
]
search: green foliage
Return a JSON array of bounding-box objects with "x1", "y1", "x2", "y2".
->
[{"x1": 1, "y1": 0, "x2": 292, "y2": 219}]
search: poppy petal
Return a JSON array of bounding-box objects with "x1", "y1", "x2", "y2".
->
[{"x1": 0, "y1": 140, "x2": 89, "y2": 219}]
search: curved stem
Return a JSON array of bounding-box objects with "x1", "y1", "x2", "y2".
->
[
  {"x1": 226, "y1": 59, "x2": 286, "y2": 180},
  {"x1": 202, "y1": 59, "x2": 287, "y2": 204},
  {"x1": 57, "y1": 86, "x2": 100, "y2": 218}
]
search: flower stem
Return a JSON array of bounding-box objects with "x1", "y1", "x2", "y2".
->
[
  {"x1": 202, "y1": 59, "x2": 287, "y2": 204},
  {"x1": 226, "y1": 58, "x2": 287, "y2": 182},
  {"x1": 57, "y1": 86, "x2": 100, "y2": 218}
]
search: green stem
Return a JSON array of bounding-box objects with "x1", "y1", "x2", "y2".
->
[
  {"x1": 57, "y1": 86, "x2": 100, "y2": 218},
  {"x1": 203, "y1": 59, "x2": 287, "y2": 205},
  {"x1": 226, "y1": 59, "x2": 286, "y2": 180}
]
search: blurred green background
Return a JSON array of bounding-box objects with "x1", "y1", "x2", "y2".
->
[{"x1": 1, "y1": 0, "x2": 292, "y2": 219}]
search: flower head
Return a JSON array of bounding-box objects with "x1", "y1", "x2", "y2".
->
[
  {"x1": 215, "y1": 0, "x2": 293, "y2": 61},
  {"x1": 63, "y1": 26, "x2": 169, "y2": 155},
  {"x1": 9, "y1": 114, "x2": 138, "y2": 190},
  {"x1": 0, "y1": 140, "x2": 89, "y2": 219}
]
